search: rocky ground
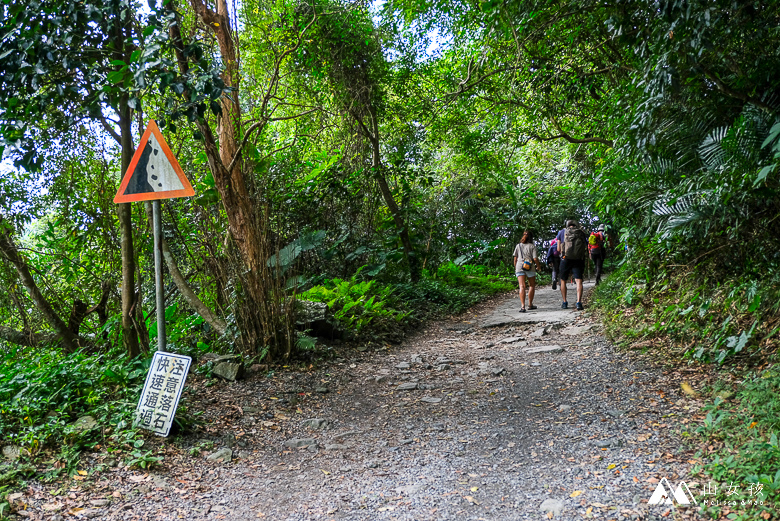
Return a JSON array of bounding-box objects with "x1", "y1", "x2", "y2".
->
[{"x1": 10, "y1": 281, "x2": 711, "y2": 520}]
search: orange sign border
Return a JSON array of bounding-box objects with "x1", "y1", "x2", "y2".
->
[{"x1": 113, "y1": 120, "x2": 195, "y2": 203}]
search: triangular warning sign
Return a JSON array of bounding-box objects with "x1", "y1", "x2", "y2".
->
[{"x1": 114, "y1": 120, "x2": 195, "y2": 203}]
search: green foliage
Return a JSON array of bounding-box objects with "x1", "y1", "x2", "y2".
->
[
  {"x1": 125, "y1": 449, "x2": 163, "y2": 470},
  {"x1": 299, "y1": 272, "x2": 403, "y2": 334},
  {"x1": 433, "y1": 261, "x2": 515, "y2": 295},
  {"x1": 592, "y1": 262, "x2": 780, "y2": 364},
  {"x1": 690, "y1": 372, "x2": 780, "y2": 520}
]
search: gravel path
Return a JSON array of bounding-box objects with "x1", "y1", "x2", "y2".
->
[{"x1": 16, "y1": 283, "x2": 706, "y2": 521}]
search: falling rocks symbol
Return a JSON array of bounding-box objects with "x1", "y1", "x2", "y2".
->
[
  {"x1": 114, "y1": 119, "x2": 194, "y2": 203},
  {"x1": 124, "y1": 134, "x2": 185, "y2": 195}
]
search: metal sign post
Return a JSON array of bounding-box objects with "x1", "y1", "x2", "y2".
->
[{"x1": 152, "y1": 200, "x2": 166, "y2": 352}]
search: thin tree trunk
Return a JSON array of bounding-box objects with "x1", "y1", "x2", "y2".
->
[
  {"x1": 117, "y1": 100, "x2": 140, "y2": 358},
  {"x1": 0, "y1": 218, "x2": 79, "y2": 352},
  {"x1": 367, "y1": 108, "x2": 420, "y2": 282},
  {"x1": 143, "y1": 202, "x2": 228, "y2": 336}
]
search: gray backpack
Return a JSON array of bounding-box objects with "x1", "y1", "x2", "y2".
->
[{"x1": 562, "y1": 227, "x2": 587, "y2": 260}]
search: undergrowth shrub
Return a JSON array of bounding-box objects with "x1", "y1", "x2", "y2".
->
[
  {"x1": 592, "y1": 261, "x2": 780, "y2": 364},
  {"x1": 0, "y1": 345, "x2": 194, "y2": 506},
  {"x1": 690, "y1": 370, "x2": 780, "y2": 520},
  {"x1": 300, "y1": 262, "x2": 516, "y2": 340},
  {"x1": 298, "y1": 273, "x2": 408, "y2": 337}
]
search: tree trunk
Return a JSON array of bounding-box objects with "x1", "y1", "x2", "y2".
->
[
  {"x1": 187, "y1": 0, "x2": 282, "y2": 354},
  {"x1": 367, "y1": 108, "x2": 420, "y2": 282},
  {"x1": 117, "y1": 99, "x2": 141, "y2": 358},
  {"x1": 143, "y1": 202, "x2": 228, "y2": 336},
  {"x1": 0, "y1": 218, "x2": 79, "y2": 352}
]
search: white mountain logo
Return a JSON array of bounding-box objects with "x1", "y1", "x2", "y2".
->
[{"x1": 648, "y1": 478, "x2": 697, "y2": 505}]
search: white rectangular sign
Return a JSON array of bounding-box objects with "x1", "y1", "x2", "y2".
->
[{"x1": 135, "y1": 352, "x2": 192, "y2": 437}]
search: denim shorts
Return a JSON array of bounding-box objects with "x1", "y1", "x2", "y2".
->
[{"x1": 515, "y1": 270, "x2": 536, "y2": 278}]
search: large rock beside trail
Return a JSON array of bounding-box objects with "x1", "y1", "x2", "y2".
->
[
  {"x1": 295, "y1": 300, "x2": 343, "y2": 339},
  {"x1": 213, "y1": 361, "x2": 245, "y2": 381}
]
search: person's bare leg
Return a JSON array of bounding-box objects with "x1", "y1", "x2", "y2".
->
[
  {"x1": 528, "y1": 277, "x2": 536, "y2": 307},
  {"x1": 576, "y1": 278, "x2": 583, "y2": 303},
  {"x1": 518, "y1": 275, "x2": 525, "y2": 309},
  {"x1": 518, "y1": 275, "x2": 527, "y2": 308},
  {"x1": 560, "y1": 277, "x2": 567, "y2": 303}
]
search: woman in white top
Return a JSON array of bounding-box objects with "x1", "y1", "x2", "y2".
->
[{"x1": 512, "y1": 230, "x2": 543, "y2": 312}]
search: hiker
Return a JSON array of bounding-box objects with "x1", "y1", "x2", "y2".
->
[
  {"x1": 588, "y1": 224, "x2": 607, "y2": 286},
  {"x1": 513, "y1": 229, "x2": 543, "y2": 313},
  {"x1": 546, "y1": 238, "x2": 561, "y2": 290},
  {"x1": 558, "y1": 220, "x2": 588, "y2": 310}
]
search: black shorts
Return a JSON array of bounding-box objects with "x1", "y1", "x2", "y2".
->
[{"x1": 560, "y1": 258, "x2": 585, "y2": 281}]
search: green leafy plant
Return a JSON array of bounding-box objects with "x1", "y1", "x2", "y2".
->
[{"x1": 125, "y1": 450, "x2": 163, "y2": 470}]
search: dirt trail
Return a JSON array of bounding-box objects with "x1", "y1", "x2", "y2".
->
[{"x1": 16, "y1": 283, "x2": 704, "y2": 521}]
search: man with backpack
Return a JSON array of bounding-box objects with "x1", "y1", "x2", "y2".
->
[
  {"x1": 557, "y1": 220, "x2": 588, "y2": 310},
  {"x1": 588, "y1": 224, "x2": 607, "y2": 286}
]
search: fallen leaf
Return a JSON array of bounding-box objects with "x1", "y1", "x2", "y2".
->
[
  {"x1": 256, "y1": 512, "x2": 265, "y2": 518},
  {"x1": 77, "y1": 470, "x2": 88, "y2": 476},
  {"x1": 607, "y1": 464, "x2": 616, "y2": 470},
  {"x1": 320, "y1": 469, "x2": 330, "y2": 475},
  {"x1": 470, "y1": 487, "x2": 478, "y2": 492},
  {"x1": 749, "y1": 422, "x2": 757, "y2": 429},
  {"x1": 570, "y1": 490, "x2": 583, "y2": 498},
  {"x1": 680, "y1": 382, "x2": 696, "y2": 396},
  {"x1": 465, "y1": 496, "x2": 480, "y2": 505},
  {"x1": 586, "y1": 507, "x2": 593, "y2": 515}
]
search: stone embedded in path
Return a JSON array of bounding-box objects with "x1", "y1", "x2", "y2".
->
[
  {"x1": 302, "y1": 418, "x2": 329, "y2": 430},
  {"x1": 595, "y1": 437, "x2": 623, "y2": 449},
  {"x1": 397, "y1": 382, "x2": 418, "y2": 391},
  {"x1": 396, "y1": 362, "x2": 411, "y2": 370},
  {"x1": 420, "y1": 397, "x2": 442, "y2": 404},
  {"x1": 558, "y1": 405, "x2": 572, "y2": 412},
  {"x1": 524, "y1": 345, "x2": 564, "y2": 355},
  {"x1": 560, "y1": 324, "x2": 595, "y2": 336},
  {"x1": 498, "y1": 336, "x2": 523, "y2": 344},
  {"x1": 324, "y1": 444, "x2": 350, "y2": 450},
  {"x1": 206, "y1": 447, "x2": 233, "y2": 463},
  {"x1": 540, "y1": 498, "x2": 565, "y2": 517},
  {"x1": 315, "y1": 387, "x2": 329, "y2": 393},
  {"x1": 284, "y1": 438, "x2": 317, "y2": 449},
  {"x1": 530, "y1": 328, "x2": 547, "y2": 338}
]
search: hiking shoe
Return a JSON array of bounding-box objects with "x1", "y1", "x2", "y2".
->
[
  {"x1": 576, "y1": 302, "x2": 584, "y2": 311},
  {"x1": 519, "y1": 308, "x2": 526, "y2": 313},
  {"x1": 551, "y1": 280, "x2": 557, "y2": 290},
  {"x1": 561, "y1": 301, "x2": 568, "y2": 309},
  {"x1": 529, "y1": 305, "x2": 537, "y2": 310}
]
